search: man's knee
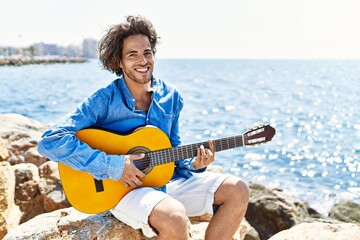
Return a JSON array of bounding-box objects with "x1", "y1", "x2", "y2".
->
[
  {"x1": 215, "y1": 177, "x2": 250, "y2": 205},
  {"x1": 149, "y1": 198, "x2": 189, "y2": 239},
  {"x1": 236, "y1": 179, "x2": 250, "y2": 202}
]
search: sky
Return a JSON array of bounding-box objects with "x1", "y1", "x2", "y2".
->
[{"x1": 1, "y1": 0, "x2": 360, "y2": 59}]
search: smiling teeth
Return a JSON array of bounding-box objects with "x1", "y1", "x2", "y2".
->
[{"x1": 136, "y1": 67, "x2": 148, "y2": 73}]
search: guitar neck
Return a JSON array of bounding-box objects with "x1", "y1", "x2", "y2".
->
[{"x1": 147, "y1": 134, "x2": 244, "y2": 166}]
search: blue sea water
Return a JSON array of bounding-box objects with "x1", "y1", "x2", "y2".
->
[{"x1": 1, "y1": 59, "x2": 359, "y2": 214}]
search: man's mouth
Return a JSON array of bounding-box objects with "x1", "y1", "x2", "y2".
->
[{"x1": 135, "y1": 67, "x2": 149, "y2": 73}]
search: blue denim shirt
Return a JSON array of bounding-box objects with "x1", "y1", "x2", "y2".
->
[{"x1": 38, "y1": 76, "x2": 205, "y2": 187}]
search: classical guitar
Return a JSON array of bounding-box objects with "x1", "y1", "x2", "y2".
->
[{"x1": 58, "y1": 124, "x2": 275, "y2": 214}]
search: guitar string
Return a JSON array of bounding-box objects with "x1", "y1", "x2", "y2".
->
[{"x1": 133, "y1": 137, "x2": 244, "y2": 170}]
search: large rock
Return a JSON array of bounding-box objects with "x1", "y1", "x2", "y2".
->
[
  {"x1": 3, "y1": 208, "x2": 148, "y2": 240},
  {"x1": 245, "y1": 182, "x2": 322, "y2": 240},
  {"x1": 0, "y1": 162, "x2": 22, "y2": 239},
  {"x1": 13, "y1": 163, "x2": 45, "y2": 223},
  {"x1": 0, "y1": 114, "x2": 46, "y2": 141},
  {"x1": 3, "y1": 207, "x2": 247, "y2": 240},
  {"x1": 11, "y1": 162, "x2": 69, "y2": 223},
  {"x1": 268, "y1": 221, "x2": 360, "y2": 240},
  {"x1": 329, "y1": 201, "x2": 360, "y2": 224},
  {"x1": 38, "y1": 161, "x2": 71, "y2": 212},
  {"x1": 0, "y1": 114, "x2": 47, "y2": 166}
]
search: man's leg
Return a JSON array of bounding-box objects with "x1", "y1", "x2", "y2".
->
[
  {"x1": 205, "y1": 177, "x2": 249, "y2": 240},
  {"x1": 111, "y1": 187, "x2": 188, "y2": 239},
  {"x1": 149, "y1": 197, "x2": 189, "y2": 240}
]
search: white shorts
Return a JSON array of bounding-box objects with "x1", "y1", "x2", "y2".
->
[{"x1": 110, "y1": 171, "x2": 231, "y2": 238}]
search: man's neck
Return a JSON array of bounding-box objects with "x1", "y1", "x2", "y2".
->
[{"x1": 124, "y1": 78, "x2": 152, "y2": 99}]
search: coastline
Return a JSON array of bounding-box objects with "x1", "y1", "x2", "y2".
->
[{"x1": 0, "y1": 56, "x2": 88, "y2": 66}]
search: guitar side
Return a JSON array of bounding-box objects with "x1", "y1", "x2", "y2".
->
[{"x1": 58, "y1": 127, "x2": 174, "y2": 214}]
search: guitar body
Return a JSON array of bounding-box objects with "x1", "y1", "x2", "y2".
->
[{"x1": 58, "y1": 126, "x2": 174, "y2": 214}]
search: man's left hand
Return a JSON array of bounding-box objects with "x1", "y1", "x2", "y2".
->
[{"x1": 193, "y1": 140, "x2": 215, "y2": 170}]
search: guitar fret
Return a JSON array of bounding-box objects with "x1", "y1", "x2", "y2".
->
[
  {"x1": 163, "y1": 149, "x2": 167, "y2": 164},
  {"x1": 187, "y1": 144, "x2": 192, "y2": 159},
  {"x1": 216, "y1": 139, "x2": 222, "y2": 151},
  {"x1": 231, "y1": 136, "x2": 235, "y2": 148},
  {"x1": 170, "y1": 147, "x2": 175, "y2": 162}
]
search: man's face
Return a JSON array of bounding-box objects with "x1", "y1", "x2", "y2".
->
[{"x1": 120, "y1": 34, "x2": 154, "y2": 85}]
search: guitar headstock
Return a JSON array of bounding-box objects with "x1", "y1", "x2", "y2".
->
[{"x1": 243, "y1": 124, "x2": 276, "y2": 146}]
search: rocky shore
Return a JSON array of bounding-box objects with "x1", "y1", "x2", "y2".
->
[
  {"x1": 0, "y1": 56, "x2": 87, "y2": 66},
  {"x1": 0, "y1": 113, "x2": 359, "y2": 239}
]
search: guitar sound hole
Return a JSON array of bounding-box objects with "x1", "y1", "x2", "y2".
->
[
  {"x1": 128, "y1": 146, "x2": 152, "y2": 174},
  {"x1": 133, "y1": 158, "x2": 151, "y2": 172}
]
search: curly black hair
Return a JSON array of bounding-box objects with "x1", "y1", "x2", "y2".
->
[{"x1": 98, "y1": 15, "x2": 159, "y2": 76}]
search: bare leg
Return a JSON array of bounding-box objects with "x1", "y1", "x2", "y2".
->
[
  {"x1": 205, "y1": 177, "x2": 249, "y2": 240},
  {"x1": 149, "y1": 197, "x2": 189, "y2": 240}
]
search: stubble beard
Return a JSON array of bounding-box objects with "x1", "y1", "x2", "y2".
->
[{"x1": 123, "y1": 68, "x2": 152, "y2": 86}]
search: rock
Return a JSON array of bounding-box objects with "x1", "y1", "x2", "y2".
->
[
  {"x1": 268, "y1": 221, "x2": 360, "y2": 240},
  {"x1": 3, "y1": 207, "x2": 247, "y2": 240},
  {"x1": 3, "y1": 208, "x2": 152, "y2": 240},
  {"x1": 24, "y1": 147, "x2": 47, "y2": 167},
  {"x1": 0, "y1": 214, "x2": 7, "y2": 239},
  {"x1": 189, "y1": 215, "x2": 256, "y2": 240},
  {"x1": 0, "y1": 114, "x2": 46, "y2": 141},
  {"x1": 0, "y1": 138, "x2": 10, "y2": 161},
  {"x1": 329, "y1": 201, "x2": 360, "y2": 223},
  {"x1": 0, "y1": 114, "x2": 47, "y2": 166},
  {"x1": 0, "y1": 162, "x2": 22, "y2": 239},
  {"x1": 245, "y1": 182, "x2": 322, "y2": 240},
  {"x1": 0, "y1": 56, "x2": 87, "y2": 66},
  {"x1": 38, "y1": 161, "x2": 70, "y2": 212},
  {"x1": 241, "y1": 219, "x2": 261, "y2": 240},
  {"x1": 13, "y1": 163, "x2": 45, "y2": 223}
]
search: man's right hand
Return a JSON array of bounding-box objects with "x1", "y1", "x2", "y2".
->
[{"x1": 119, "y1": 153, "x2": 147, "y2": 188}]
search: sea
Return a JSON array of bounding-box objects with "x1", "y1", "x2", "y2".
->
[{"x1": 1, "y1": 58, "x2": 359, "y2": 215}]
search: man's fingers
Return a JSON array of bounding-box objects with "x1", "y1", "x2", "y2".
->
[
  {"x1": 130, "y1": 153, "x2": 145, "y2": 160},
  {"x1": 121, "y1": 177, "x2": 143, "y2": 188}
]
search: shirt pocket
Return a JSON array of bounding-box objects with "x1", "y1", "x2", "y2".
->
[{"x1": 150, "y1": 112, "x2": 174, "y2": 137}]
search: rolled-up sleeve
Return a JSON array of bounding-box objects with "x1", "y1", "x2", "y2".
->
[{"x1": 38, "y1": 90, "x2": 125, "y2": 180}]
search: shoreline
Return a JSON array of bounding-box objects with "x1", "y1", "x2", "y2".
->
[{"x1": 0, "y1": 56, "x2": 88, "y2": 66}]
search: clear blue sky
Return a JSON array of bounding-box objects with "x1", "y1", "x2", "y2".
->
[{"x1": 2, "y1": 0, "x2": 360, "y2": 59}]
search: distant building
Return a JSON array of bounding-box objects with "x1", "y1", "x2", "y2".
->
[
  {"x1": 65, "y1": 45, "x2": 82, "y2": 57},
  {"x1": 82, "y1": 38, "x2": 98, "y2": 58},
  {"x1": 0, "y1": 46, "x2": 17, "y2": 57},
  {"x1": 0, "y1": 38, "x2": 99, "y2": 58}
]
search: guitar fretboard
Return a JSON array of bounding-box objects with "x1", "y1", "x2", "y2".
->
[{"x1": 146, "y1": 135, "x2": 244, "y2": 167}]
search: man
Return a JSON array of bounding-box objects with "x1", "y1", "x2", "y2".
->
[{"x1": 38, "y1": 15, "x2": 249, "y2": 240}]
